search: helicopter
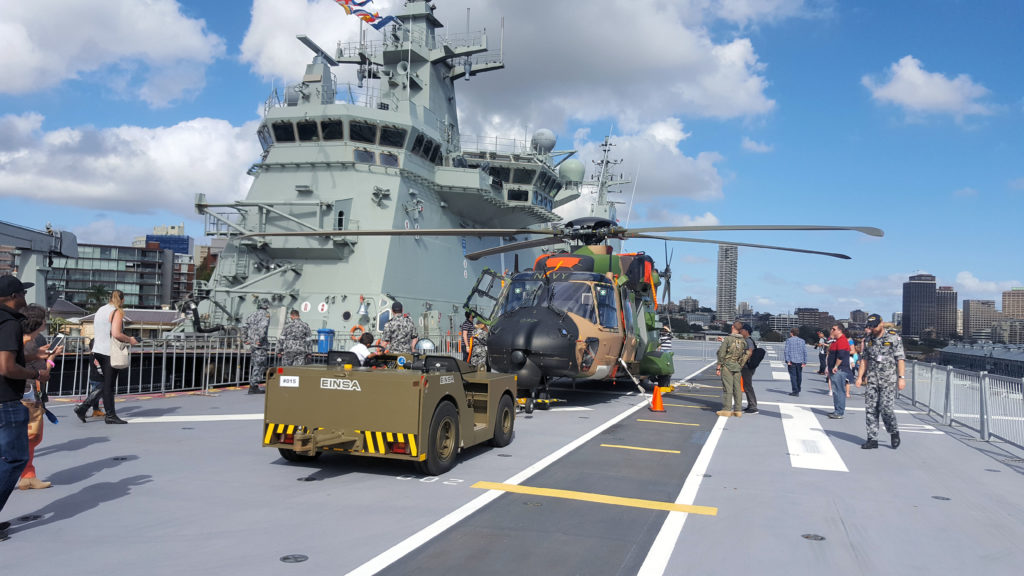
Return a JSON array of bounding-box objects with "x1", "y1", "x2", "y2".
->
[
  {"x1": 240, "y1": 218, "x2": 882, "y2": 402},
  {"x1": 455, "y1": 216, "x2": 882, "y2": 403}
]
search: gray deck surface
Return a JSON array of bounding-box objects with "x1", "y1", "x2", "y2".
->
[{"x1": 2, "y1": 348, "x2": 1022, "y2": 576}]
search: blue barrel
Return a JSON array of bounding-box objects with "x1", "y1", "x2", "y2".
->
[{"x1": 317, "y1": 329, "x2": 336, "y2": 353}]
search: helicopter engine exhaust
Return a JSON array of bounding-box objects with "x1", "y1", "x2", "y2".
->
[{"x1": 488, "y1": 306, "x2": 579, "y2": 395}]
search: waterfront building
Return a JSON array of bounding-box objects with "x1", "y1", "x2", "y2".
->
[
  {"x1": 768, "y1": 314, "x2": 799, "y2": 332},
  {"x1": 795, "y1": 307, "x2": 820, "y2": 329},
  {"x1": 716, "y1": 245, "x2": 737, "y2": 324},
  {"x1": 936, "y1": 286, "x2": 958, "y2": 339},
  {"x1": 902, "y1": 273, "x2": 937, "y2": 337},
  {"x1": 684, "y1": 311, "x2": 713, "y2": 327},
  {"x1": 50, "y1": 243, "x2": 177, "y2": 310},
  {"x1": 939, "y1": 342, "x2": 1024, "y2": 379}
]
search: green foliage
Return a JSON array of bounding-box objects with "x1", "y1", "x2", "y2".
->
[{"x1": 760, "y1": 329, "x2": 785, "y2": 342}]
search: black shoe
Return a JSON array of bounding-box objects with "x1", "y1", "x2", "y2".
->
[
  {"x1": 788, "y1": 392, "x2": 799, "y2": 396},
  {"x1": 861, "y1": 439, "x2": 878, "y2": 449},
  {"x1": 828, "y1": 412, "x2": 844, "y2": 419},
  {"x1": 104, "y1": 415, "x2": 128, "y2": 424},
  {"x1": 74, "y1": 405, "x2": 88, "y2": 423},
  {"x1": 248, "y1": 386, "x2": 265, "y2": 395},
  {"x1": 744, "y1": 407, "x2": 758, "y2": 414},
  {"x1": 891, "y1": 432, "x2": 901, "y2": 449}
]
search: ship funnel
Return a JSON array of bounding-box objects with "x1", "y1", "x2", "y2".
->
[{"x1": 396, "y1": 61, "x2": 409, "y2": 76}]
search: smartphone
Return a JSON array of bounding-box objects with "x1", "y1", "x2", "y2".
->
[{"x1": 46, "y1": 333, "x2": 66, "y2": 353}]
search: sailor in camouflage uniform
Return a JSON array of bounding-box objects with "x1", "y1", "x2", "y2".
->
[
  {"x1": 244, "y1": 299, "x2": 271, "y2": 394},
  {"x1": 855, "y1": 313, "x2": 905, "y2": 449},
  {"x1": 468, "y1": 321, "x2": 488, "y2": 370},
  {"x1": 715, "y1": 321, "x2": 752, "y2": 417},
  {"x1": 379, "y1": 301, "x2": 418, "y2": 354},
  {"x1": 279, "y1": 309, "x2": 311, "y2": 366}
]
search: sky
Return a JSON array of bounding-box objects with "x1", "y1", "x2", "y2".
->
[{"x1": 1, "y1": 0, "x2": 1022, "y2": 320}]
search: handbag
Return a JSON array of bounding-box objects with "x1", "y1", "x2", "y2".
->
[{"x1": 110, "y1": 338, "x2": 130, "y2": 369}]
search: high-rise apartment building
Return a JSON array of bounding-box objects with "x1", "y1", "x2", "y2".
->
[
  {"x1": 795, "y1": 307, "x2": 821, "y2": 329},
  {"x1": 963, "y1": 299, "x2": 1000, "y2": 341},
  {"x1": 936, "y1": 286, "x2": 958, "y2": 339},
  {"x1": 902, "y1": 274, "x2": 936, "y2": 337},
  {"x1": 716, "y1": 245, "x2": 737, "y2": 324},
  {"x1": 850, "y1": 309, "x2": 867, "y2": 325},
  {"x1": 1003, "y1": 287, "x2": 1024, "y2": 320},
  {"x1": 50, "y1": 244, "x2": 176, "y2": 310},
  {"x1": 680, "y1": 297, "x2": 699, "y2": 313}
]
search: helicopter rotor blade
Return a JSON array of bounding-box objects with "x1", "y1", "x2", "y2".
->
[
  {"x1": 628, "y1": 225, "x2": 884, "y2": 237},
  {"x1": 240, "y1": 228, "x2": 558, "y2": 240},
  {"x1": 633, "y1": 234, "x2": 852, "y2": 259},
  {"x1": 465, "y1": 237, "x2": 567, "y2": 261}
]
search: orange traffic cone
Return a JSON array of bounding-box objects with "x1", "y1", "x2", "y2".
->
[{"x1": 649, "y1": 385, "x2": 666, "y2": 412}]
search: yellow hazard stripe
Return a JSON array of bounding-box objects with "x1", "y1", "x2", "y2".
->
[
  {"x1": 263, "y1": 423, "x2": 275, "y2": 444},
  {"x1": 408, "y1": 433, "x2": 418, "y2": 456},
  {"x1": 364, "y1": 430, "x2": 375, "y2": 453},
  {"x1": 375, "y1": 431, "x2": 385, "y2": 452}
]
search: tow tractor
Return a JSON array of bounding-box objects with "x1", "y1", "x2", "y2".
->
[{"x1": 262, "y1": 351, "x2": 518, "y2": 475}]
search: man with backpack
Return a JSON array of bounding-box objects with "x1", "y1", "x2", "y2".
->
[
  {"x1": 716, "y1": 321, "x2": 752, "y2": 418},
  {"x1": 740, "y1": 323, "x2": 763, "y2": 414}
]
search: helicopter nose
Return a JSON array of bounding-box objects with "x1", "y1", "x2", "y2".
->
[
  {"x1": 510, "y1": 350, "x2": 527, "y2": 369},
  {"x1": 487, "y1": 306, "x2": 579, "y2": 388}
]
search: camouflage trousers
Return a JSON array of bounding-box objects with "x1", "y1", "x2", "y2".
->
[
  {"x1": 720, "y1": 368, "x2": 743, "y2": 412},
  {"x1": 250, "y1": 347, "x2": 269, "y2": 385},
  {"x1": 281, "y1": 351, "x2": 307, "y2": 366},
  {"x1": 864, "y1": 382, "x2": 899, "y2": 440}
]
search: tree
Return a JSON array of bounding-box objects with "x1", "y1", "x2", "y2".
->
[
  {"x1": 760, "y1": 329, "x2": 784, "y2": 342},
  {"x1": 86, "y1": 285, "x2": 110, "y2": 313}
]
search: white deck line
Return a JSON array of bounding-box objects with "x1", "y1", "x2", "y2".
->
[
  {"x1": 779, "y1": 404, "x2": 848, "y2": 472},
  {"x1": 344, "y1": 360, "x2": 717, "y2": 576},
  {"x1": 636, "y1": 414, "x2": 727, "y2": 576}
]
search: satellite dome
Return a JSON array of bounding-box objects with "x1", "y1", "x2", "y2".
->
[
  {"x1": 531, "y1": 129, "x2": 557, "y2": 154},
  {"x1": 558, "y1": 159, "x2": 585, "y2": 183}
]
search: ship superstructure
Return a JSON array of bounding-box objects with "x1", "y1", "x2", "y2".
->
[{"x1": 195, "y1": 2, "x2": 580, "y2": 338}]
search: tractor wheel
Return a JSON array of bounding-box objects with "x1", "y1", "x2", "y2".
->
[
  {"x1": 421, "y1": 401, "x2": 460, "y2": 476},
  {"x1": 490, "y1": 394, "x2": 516, "y2": 447},
  {"x1": 278, "y1": 448, "x2": 321, "y2": 463}
]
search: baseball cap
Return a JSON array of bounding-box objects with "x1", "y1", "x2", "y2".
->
[
  {"x1": 866, "y1": 313, "x2": 883, "y2": 328},
  {"x1": 0, "y1": 275, "x2": 34, "y2": 297},
  {"x1": 741, "y1": 323, "x2": 753, "y2": 333}
]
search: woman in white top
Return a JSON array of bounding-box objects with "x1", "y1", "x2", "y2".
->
[{"x1": 74, "y1": 290, "x2": 138, "y2": 424}]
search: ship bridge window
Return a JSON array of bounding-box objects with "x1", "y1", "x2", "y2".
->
[
  {"x1": 420, "y1": 139, "x2": 434, "y2": 160},
  {"x1": 512, "y1": 169, "x2": 536, "y2": 185},
  {"x1": 354, "y1": 148, "x2": 376, "y2": 164},
  {"x1": 380, "y1": 126, "x2": 407, "y2": 148},
  {"x1": 380, "y1": 151, "x2": 399, "y2": 167},
  {"x1": 507, "y1": 189, "x2": 528, "y2": 202},
  {"x1": 272, "y1": 122, "x2": 296, "y2": 142},
  {"x1": 537, "y1": 172, "x2": 551, "y2": 190},
  {"x1": 350, "y1": 121, "x2": 378, "y2": 144},
  {"x1": 429, "y1": 145, "x2": 443, "y2": 165},
  {"x1": 488, "y1": 166, "x2": 511, "y2": 183},
  {"x1": 297, "y1": 120, "x2": 319, "y2": 142},
  {"x1": 410, "y1": 133, "x2": 425, "y2": 155},
  {"x1": 321, "y1": 120, "x2": 344, "y2": 141},
  {"x1": 257, "y1": 125, "x2": 273, "y2": 152},
  {"x1": 337, "y1": 211, "x2": 345, "y2": 229}
]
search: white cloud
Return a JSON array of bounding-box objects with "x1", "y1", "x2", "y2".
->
[
  {"x1": 741, "y1": 136, "x2": 773, "y2": 153},
  {"x1": 0, "y1": 112, "x2": 259, "y2": 215},
  {"x1": 803, "y1": 284, "x2": 827, "y2": 294},
  {"x1": 953, "y1": 187, "x2": 978, "y2": 197},
  {"x1": 955, "y1": 272, "x2": 1021, "y2": 299},
  {"x1": 862, "y1": 55, "x2": 993, "y2": 120},
  {"x1": 0, "y1": 0, "x2": 225, "y2": 107},
  {"x1": 712, "y1": 0, "x2": 827, "y2": 28}
]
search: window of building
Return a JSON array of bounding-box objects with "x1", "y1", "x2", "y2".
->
[
  {"x1": 354, "y1": 148, "x2": 376, "y2": 164},
  {"x1": 380, "y1": 152, "x2": 399, "y2": 167},
  {"x1": 272, "y1": 122, "x2": 296, "y2": 142},
  {"x1": 349, "y1": 121, "x2": 378, "y2": 144},
  {"x1": 296, "y1": 120, "x2": 319, "y2": 142},
  {"x1": 321, "y1": 119, "x2": 344, "y2": 141},
  {"x1": 379, "y1": 126, "x2": 407, "y2": 148}
]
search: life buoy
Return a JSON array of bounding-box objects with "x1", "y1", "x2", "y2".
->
[{"x1": 350, "y1": 325, "x2": 365, "y2": 341}]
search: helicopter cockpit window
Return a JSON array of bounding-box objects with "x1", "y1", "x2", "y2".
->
[
  {"x1": 595, "y1": 285, "x2": 618, "y2": 329},
  {"x1": 548, "y1": 282, "x2": 596, "y2": 324},
  {"x1": 501, "y1": 280, "x2": 542, "y2": 315},
  {"x1": 621, "y1": 287, "x2": 636, "y2": 336}
]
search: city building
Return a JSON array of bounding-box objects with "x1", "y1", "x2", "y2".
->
[
  {"x1": 795, "y1": 307, "x2": 820, "y2": 329},
  {"x1": 991, "y1": 319, "x2": 1024, "y2": 345},
  {"x1": 50, "y1": 244, "x2": 177, "y2": 310},
  {"x1": 850, "y1": 309, "x2": 867, "y2": 325},
  {"x1": 963, "y1": 299, "x2": 1000, "y2": 341},
  {"x1": 680, "y1": 297, "x2": 699, "y2": 313},
  {"x1": 737, "y1": 301, "x2": 752, "y2": 316},
  {"x1": 716, "y1": 245, "x2": 737, "y2": 324},
  {"x1": 768, "y1": 314, "x2": 799, "y2": 332},
  {"x1": 684, "y1": 311, "x2": 713, "y2": 327},
  {"x1": 1004, "y1": 287, "x2": 1024, "y2": 320},
  {"x1": 892, "y1": 312, "x2": 902, "y2": 326},
  {"x1": 939, "y1": 343, "x2": 1024, "y2": 379},
  {"x1": 902, "y1": 274, "x2": 937, "y2": 338},
  {"x1": 936, "y1": 286, "x2": 958, "y2": 339}
]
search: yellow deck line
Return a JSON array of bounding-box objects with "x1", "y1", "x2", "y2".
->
[
  {"x1": 600, "y1": 444, "x2": 681, "y2": 454},
  {"x1": 637, "y1": 419, "x2": 700, "y2": 427},
  {"x1": 472, "y1": 481, "x2": 716, "y2": 516}
]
